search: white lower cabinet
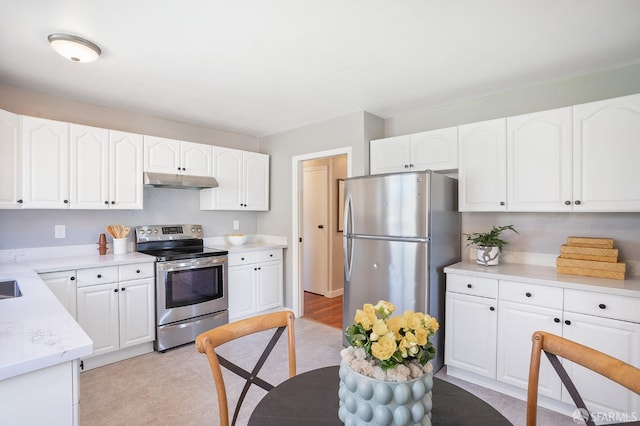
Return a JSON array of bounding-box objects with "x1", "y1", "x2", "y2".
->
[
  {"x1": 228, "y1": 249, "x2": 283, "y2": 320},
  {"x1": 39, "y1": 270, "x2": 77, "y2": 318},
  {"x1": 445, "y1": 269, "x2": 640, "y2": 418},
  {"x1": 75, "y1": 263, "x2": 155, "y2": 369},
  {"x1": 496, "y1": 281, "x2": 563, "y2": 400},
  {"x1": 562, "y1": 290, "x2": 640, "y2": 416},
  {"x1": 444, "y1": 275, "x2": 498, "y2": 379}
]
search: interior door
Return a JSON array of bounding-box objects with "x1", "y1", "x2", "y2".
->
[{"x1": 302, "y1": 165, "x2": 328, "y2": 295}]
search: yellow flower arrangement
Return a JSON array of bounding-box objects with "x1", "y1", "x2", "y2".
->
[{"x1": 345, "y1": 300, "x2": 439, "y2": 370}]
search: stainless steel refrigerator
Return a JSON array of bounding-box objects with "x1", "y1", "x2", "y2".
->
[{"x1": 342, "y1": 170, "x2": 460, "y2": 372}]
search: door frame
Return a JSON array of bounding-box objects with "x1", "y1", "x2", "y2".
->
[{"x1": 291, "y1": 147, "x2": 352, "y2": 317}]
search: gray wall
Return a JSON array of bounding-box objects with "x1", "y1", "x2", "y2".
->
[
  {"x1": 259, "y1": 111, "x2": 385, "y2": 306},
  {"x1": 0, "y1": 84, "x2": 261, "y2": 249},
  {"x1": 0, "y1": 188, "x2": 257, "y2": 249},
  {"x1": 381, "y1": 62, "x2": 640, "y2": 263}
]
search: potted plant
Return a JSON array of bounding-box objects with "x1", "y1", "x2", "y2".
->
[
  {"x1": 340, "y1": 300, "x2": 438, "y2": 424},
  {"x1": 465, "y1": 225, "x2": 518, "y2": 266}
]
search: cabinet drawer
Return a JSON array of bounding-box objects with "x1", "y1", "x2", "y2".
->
[
  {"x1": 77, "y1": 266, "x2": 119, "y2": 287},
  {"x1": 228, "y1": 252, "x2": 256, "y2": 267},
  {"x1": 446, "y1": 274, "x2": 498, "y2": 298},
  {"x1": 499, "y1": 281, "x2": 563, "y2": 309},
  {"x1": 564, "y1": 289, "x2": 640, "y2": 323},
  {"x1": 255, "y1": 249, "x2": 282, "y2": 263},
  {"x1": 119, "y1": 263, "x2": 155, "y2": 281}
]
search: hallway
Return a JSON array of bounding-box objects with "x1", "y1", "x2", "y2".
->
[{"x1": 302, "y1": 291, "x2": 343, "y2": 329}]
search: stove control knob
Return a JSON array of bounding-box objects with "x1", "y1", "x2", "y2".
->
[
  {"x1": 153, "y1": 229, "x2": 158, "y2": 233},
  {"x1": 139, "y1": 230, "x2": 145, "y2": 235},
  {"x1": 197, "y1": 227, "x2": 202, "y2": 233},
  {"x1": 191, "y1": 228, "x2": 196, "y2": 233}
]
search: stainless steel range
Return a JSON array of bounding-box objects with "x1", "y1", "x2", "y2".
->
[{"x1": 135, "y1": 224, "x2": 228, "y2": 352}]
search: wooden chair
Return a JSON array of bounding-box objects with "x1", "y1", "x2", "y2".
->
[
  {"x1": 195, "y1": 310, "x2": 296, "y2": 426},
  {"x1": 526, "y1": 331, "x2": 640, "y2": 426}
]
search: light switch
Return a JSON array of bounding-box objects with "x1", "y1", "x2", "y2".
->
[
  {"x1": 55, "y1": 225, "x2": 66, "y2": 239},
  {"x1": 233, "y1": 220, "x2": 239, "y2": 230}
]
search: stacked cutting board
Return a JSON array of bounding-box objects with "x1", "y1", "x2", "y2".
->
[{"x1": 556, "y1": 237, "x2": 626, "y2": 280}]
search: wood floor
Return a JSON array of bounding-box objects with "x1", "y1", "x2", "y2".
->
[{"x1": 302, "y1": 291, "x2": 343, "y2": 329}]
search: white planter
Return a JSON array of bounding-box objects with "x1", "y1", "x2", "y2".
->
[
  {"x1": 338, "y1": 360, "x2": 433, "y2": 426},
  {"x1": 475, "y1": 245, "x2": 500, "y2": 266}
]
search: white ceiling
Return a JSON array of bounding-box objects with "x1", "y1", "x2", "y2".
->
[{"x1": 1, "y1": 1, "x2": 639, "y2": 137}]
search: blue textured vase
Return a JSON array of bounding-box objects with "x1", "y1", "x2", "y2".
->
[{"x1": 338, "y1": 360, "x2": 433, "y2": 426}]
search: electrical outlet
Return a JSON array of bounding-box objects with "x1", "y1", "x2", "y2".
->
[
  {"x1": 233, "y1": 220, "x2": 239, "y2": 230},
  {"x1": 55, "y1": 225, "x2": 66, "y2": 239}
]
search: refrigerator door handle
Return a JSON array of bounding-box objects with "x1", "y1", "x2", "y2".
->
[
  {"x1": 343, "y1": 195, "x2": 354, "y2": 280},
  {"x1": 348, "y1": 234, "x2": 429, "y2": 243}
]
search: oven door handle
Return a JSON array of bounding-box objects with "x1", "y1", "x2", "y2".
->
[{"x1": 157, "y1": 257, "x2": 227, "y2": 273}]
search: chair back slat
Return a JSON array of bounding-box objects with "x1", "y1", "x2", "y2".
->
[
  {"x1": 196, "y1": 310, "x2": 296, "y2": 426},
  {"x1": 526, "y1": 331, "x2": 640, "y2": 426}
]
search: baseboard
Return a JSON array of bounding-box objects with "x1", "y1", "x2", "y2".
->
[
  {"x1": 325, "y1": 288, "x2": 343, "y2": 298},
  {"x1": 80, "y1": 342, "x2": 154, "y2": 371},
  {"x1": 445, "y1": 366, "x2": 577, "y2": 418}
]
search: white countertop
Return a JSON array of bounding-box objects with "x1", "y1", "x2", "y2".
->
[
  {"x1": 0, "y1": 263, "x2": 93, "y2": 381},
  {"x1": 204, "y1": 234, "x2": 288, "y2": 253},
  {"x1": 26, "y1": 252, "x2": 156, "y2": 274},
  {"x1": 445, "y1": 261, "x2": 640, "y2": 297}
]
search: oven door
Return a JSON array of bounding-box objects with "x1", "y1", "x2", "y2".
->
[{"x1": 156, "y1": 255, "x2": 228, "y2": 326}]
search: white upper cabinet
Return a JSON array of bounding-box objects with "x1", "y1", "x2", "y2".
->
[
  {"x1": 180, "y1": 140, "x2": 213, "y2": 176},
  {"x1": 370, "y1": 127, "x2": 458, "y2": 175},
  {"x1": 0, "y1": 109, "x2": 22, "y2": 209},
  {"x1": 506, "y1": 107, "x2": 573, "y2": 212},
  {"x1": 200, "y1": 147, "x2": 269, "y2": 211},
  {"x1": 70, "y1": 125, "x2": 143, "y2": 210},
  {"x1": 21, "y1": 116, "x2": 70, "y2": 208},
  {"x1": 70, "y1": 124, "x2": 109, "y2": 209},
  {"x1": 109, "y1": 130, "x2": 144, "y2": 209},
  {"x1": 370, "y1": 135, "x2": 411, "y2": 174},
  {"x1": 458, "y1": 118, "x2": 507, "y2": 212},
  {"x1": 144, "y1": 135, "x2": 212, "y2": 176},
  {"x1": 572, "y1": 94, "x2": 640, "y2": 212}
]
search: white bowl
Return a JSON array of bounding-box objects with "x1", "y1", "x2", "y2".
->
[{"x1": 227, "y1": 234, "x2": 248, "y2": 246}]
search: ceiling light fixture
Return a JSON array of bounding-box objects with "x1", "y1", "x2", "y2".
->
[{"x1": 48, "y1": 33, "x2": 102, "y2": 63}]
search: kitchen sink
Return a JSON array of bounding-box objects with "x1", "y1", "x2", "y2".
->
[{"x1": 0, "y1": 280, "x2": 22, "y2": 300}]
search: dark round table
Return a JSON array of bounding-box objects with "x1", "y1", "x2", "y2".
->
[{"x1": 249, "y1": 365, "x2": 512, "y2": 425}]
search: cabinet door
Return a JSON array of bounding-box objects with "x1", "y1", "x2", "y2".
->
[
  {"x1": 110, "y1": 131, "x2": 143, "y2": 209},
  {"x1": 458, "y1": 118, "x2": 506, "y2": 212},
  {"x1": 369, "y1": 136, "x2": 411, "y2": 175},
  {"x1": 562, "y1": 312, "x2": 640, "y2": 416},
  {"x1": 496, "y1": 301, "x2": 563, "y2": 399},
  {"x1": 21, "y1": 116, "x2": 69, "y2": 208},
  {"x1": 202, "y1": 146, "x2": 243, "y2": 210},
  {"x1": 119, "y1": 278, "x2": 155, "y2": 348},
  {"x1": 243, "y1": 152, "x2": 269, "y2": 210},
  {"x1": 256, "y1": 260, "x2": 283, "y2": 311},
  {"x1": 181, "y1": 141, "x2": 212, "y2": 176},
  {"x1": 228, "y1": 264, "x2": 256, "y2": 320},
  {"x1": 143, "y1": 135, "x2": 181, "y2": 174},
  {"x1": 444, "y1": 292, "x2": 497, "y2": 378},
  {"x1": 39, "y1": 271, "x2": 77, "y2": 318},
  {"x1": 70, "y1": 124, "x2": 109, "y2": 209},
  {"x1": 0, "y1": 109, "x2": 21, "y2": 208},
  {"x1": 507, "y1": 108, "x2": 572, "y2": 212},
  {"x1": 410, "y1": 127, "x2": 458, "y2": 171},
  {"x1": 573, "y1": 94, "x2": 640, "y2": 211},
  {"x1": 77, "y1": 282, "x2": 119, "y2": 357}
]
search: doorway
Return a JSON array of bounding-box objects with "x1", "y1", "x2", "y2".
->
[{"x1": 291, "y1": 148, "x2": 351, "y2": 329}]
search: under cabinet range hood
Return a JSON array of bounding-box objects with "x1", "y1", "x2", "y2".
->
[{"x1": 143, "y1": 172, "x2": 219, "y2": 189}]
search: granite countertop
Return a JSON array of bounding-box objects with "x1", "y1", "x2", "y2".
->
[
  {"x1": 444, "y1": 261, "x2": 640, "y2": 297},
  {"x1": 0, "y1": 263, "x2": 93, "y2": 381}
]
